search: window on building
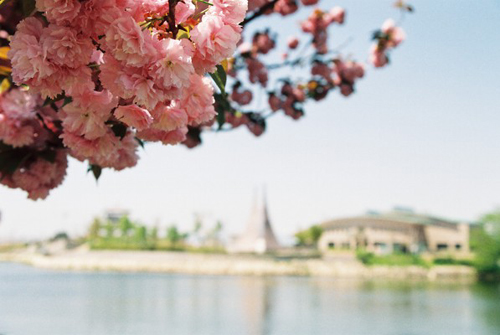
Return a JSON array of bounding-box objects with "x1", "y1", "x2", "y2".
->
[
  {"x1": 393, "y1": 243, "x2": 408, "y2": 254},
  {"x1": 437, "y1": 243, "x2": 448, "y2": 251},
  {"x1": 342, "y1": 242, "x2": 350, "y2": 249},
  {"x1": 328, "y1": 242, "x2": 335, "y2": 249},
  {"x1": 455, "y1": 244, "x2": 461, "y2": 250}
]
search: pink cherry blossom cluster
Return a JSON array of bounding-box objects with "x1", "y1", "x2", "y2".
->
[
  {"x1": 247, "y1": 0, "x2": 326, "y2": 19},
  {"x1": 300, "y1": 7, "x2": 345, "y2": 54},
  {"x1": 0, "y1": 88, "x2": 51, "y2": 148},
  {"x1": 0, "y1": 87, "x2": 68, "y2": 199},
  {"x1": 332, "y1": 59, "x2": 365, "y2": 97},
  {"x1": 202, "y1": 2, "x2": 408, "y2": 146},
  {"x1": 3, "y1": 0, "x2": 247, "y2": 199},
  {"x1": 205, "y1": 2, "x2": 353, "y2": 141},
  {"x1": 370, "y1": 19, "x2": 406, "y2": 68},
  {"x1": 0, "y1": 0, "x2": 412, "y2": 199},
  {"x1": 1, "y1": 149, "x2": 68, "y2": 200}
]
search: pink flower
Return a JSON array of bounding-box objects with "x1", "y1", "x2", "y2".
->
[
  {"x1": 283, "y1": 97, "x2": 303, "y2": 120},
  {"x1": 114, "y1": 104, "x2": 153, "y2": 131},
  {"x1": 74, "y1": 0, "x2": 123, "y2": 38},
  {"x1": 340, "y1": 83, "x2": 353, "y2": 97},
  {"x1": 175, "y1": 0, "x2": 196, "y2": 24},
  {"x1": 151, "y1": 101, "x2": 188, "y2": 132},
  {"x1": 382, "y1": 19, "x2": 405, "y2": 47},
  {"x1": 59, "y1": 66, "x2": 95, "y2": 97},
  {"x1": 253, "y1": 32, "x2": 275, "y2": 54},
  {"x1": 335, "y1": 60, "x2": 364, "y2": 84},
  {"x1": 246, "y1": 121, "x2": 265, "y2": 136},
  {"x1": 60, "y1": 89, "x2": 117, "y2": 140},
  {"x1": 60, "y1": 130, "x2": 97, "y2": 158},
  {"x1": 96, "y1": 131, "x2": 139, "y2": 171},
  {"x1": 150, "y1": 38, "x2": 195, "y2": 95},
  {"x1": 248, "y1": 0, "x2": 267, "y2": 12},
  {"x1": 116, "y1": 0, "x2": 167, "y2": 21},
  {"x1": 287, "y1": 36, "x2": 299, "y2": 49},
  {"x1": 180, "y1": 75, "x2": 216, "y2": 126},
  {"x1": 209, "y1": 0, "x2": 248, "y2": 25},
  {"x1": 301, "y1": 9, "x2": 331, "y2": 32},
  {"x1": 90, "y1": 50, "x2": 104, "y2": 65},
  {"x1": 326, "y1": 7, "x2": 345, "y2": 24},
  {"x1": 6, "y1": 150, "x2": 68, "y2": 200},
  {"x1": 112, "y1": 132, "x2": 140, "y2": 170},
  {"x1": 369, "y1": 45, "x2": 388, "y2": 68},
  {"x1": 62, "y1": 129, "x2": 138, "y2": 171},
  {"x1": 0, "y1": 88, "x2": 46, "y2": 147},
  {"x1": 9, "y1": 18, "x2": 96, "y2": 98},
  {"x1": 99, "y1": 54, "x2": 134, "y2": 100},
  {"x1": 311, "y1": 62, "x2": 332, "y2": 81},
  {"x1": 191, "y1": 14, "x2": 242, "y2": 74},
  {"x1": 225, "y1": 111, "x2": 248, "y2": 128},
  {"x1": 246, "y1": 57, "x2": 268, "y2": 87},
  {"x1": 36, "y1": 0, "x2": 81, "y2": 25},
  {"x1": 268, "y1": 94, "x2": 282, "y2": 112},
  {"x1": 292, "y1": 87, "x2": 305, "y2": 102},
  {"x1": 8, "y1": 18, "x2": 58, "y2": 96},
  {"x1": 238, "y1": 42, "x2": 253, "y2": 54},
  {"x1": 100, "y1": 54, "x2": 165, "y2": 110},
  {"x1": 136, "y1": 127, "x2": 188, "y2": 145},
  {"x1": 104, "y1": 16, "x2": 160, "y2": 67},
  {"x1": 274, "y1": 0, "x2": 298, "y2": 16},
  {"x1": 41, "y1": 24, "x2": 93, "y2": 68},
  {"x1": 132, "y1": 80, "x2": 166, "y2": 110},
  {"x1": 0, "y1": 88, "x2": 38, "y2": 119},
  {"x1": 300, "y1": 0, "x2": 318, "y2": 5},
  {"x1": 0, "y1": 117, "x2": 36, "y2": 147},
  {"x1": 231, "y1": 89, "x2": 253, "y2": 105}
]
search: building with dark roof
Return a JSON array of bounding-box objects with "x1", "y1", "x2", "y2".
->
[{"x1": 318, "y1": 208, "x2": 469, "y2": 254}]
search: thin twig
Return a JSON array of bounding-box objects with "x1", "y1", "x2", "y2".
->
[{"x1": 242, "y1": 0, "x2": 279, "y2": 26}]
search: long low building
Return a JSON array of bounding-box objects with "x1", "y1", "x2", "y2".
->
[{"x1": 318, "y1": 208, "x2": 469, "y2": 254}]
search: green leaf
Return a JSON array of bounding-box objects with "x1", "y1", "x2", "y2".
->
[
  {"x1": 214, "y1": 93, "x2": 232, "y2": 129},
  {"x1": 135, "y1": 137, "x2": 145, "y2": 148},
  {"x1": 88, "y1": 164, "x2": 102, "y2": 181},
  {"x1": 216, "y1": 106, "x2": 226, "y2": 128},
  {"x1": 209, "y1": 64, "x2": 227, "y2": 95},
  {"x1": 62, "y1": 96, "x2": 73, "y2": 107},
  {"x1": 197, "y1": 0, "x2": 213, "y2": 6}
]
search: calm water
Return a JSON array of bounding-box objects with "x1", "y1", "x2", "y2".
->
[{"x1": 0, "y1": 263, "x2": 499, "y2": 335}]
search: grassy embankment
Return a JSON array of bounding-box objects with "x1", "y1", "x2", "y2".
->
[
  {"x1": 356, "y1": 250, "x2": 474, "y2": 268},
  {"x1": 88, "y1": 238, "x2": 226, "y2": 254}
]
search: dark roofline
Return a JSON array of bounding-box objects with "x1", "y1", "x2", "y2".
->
[{"x1": 321, "y1": 210, "x2": 470, "y2": 229}]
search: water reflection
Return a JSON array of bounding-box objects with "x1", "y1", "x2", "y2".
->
[{"x1": 0, "y1": 263, "x2": 499, "y2": 335}]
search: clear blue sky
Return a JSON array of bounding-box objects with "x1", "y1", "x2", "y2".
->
[{"x1": 1, "y1": 0, "x2": 499, "y2": 241}]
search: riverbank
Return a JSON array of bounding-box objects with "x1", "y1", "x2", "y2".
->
[{"x1": 0, "y1": 248, "x2": 477, "y2": 282}]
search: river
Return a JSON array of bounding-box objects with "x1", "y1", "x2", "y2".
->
[{"x1": 0, "y1": 262, "x2": 499, "y2": 335}]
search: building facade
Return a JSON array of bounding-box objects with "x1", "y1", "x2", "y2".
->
[{"x1": 318, "y1": 208, "x2": 469, "y2": 254}]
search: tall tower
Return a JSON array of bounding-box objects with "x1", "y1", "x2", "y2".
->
[{"x1": 228, "y1": 188, "x2": 280, "y2": 254}]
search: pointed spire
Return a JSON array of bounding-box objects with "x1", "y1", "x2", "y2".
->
[{"x1": 228, "y1": 185, "x2": 280, "y2": 254}]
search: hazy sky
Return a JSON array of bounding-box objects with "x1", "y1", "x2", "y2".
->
[{"x1": 1, "y1": 1, "x2": 499, "y2": 242}]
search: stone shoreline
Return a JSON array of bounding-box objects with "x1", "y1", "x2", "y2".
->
[{"x1": 0, "y1": 249, "x2": 477, "y2": 282}]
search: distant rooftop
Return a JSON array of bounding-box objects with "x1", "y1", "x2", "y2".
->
[
  {"x1": 365, "y1": 208, "x2": 460, "y2": 226},
  {"x1": 323, "y1": 207, "x2": 469, "y2": 228}
]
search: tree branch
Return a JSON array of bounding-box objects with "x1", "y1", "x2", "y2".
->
[
  {"x1": 242, "y1": 0, "x2": 279, "y2": 26},
  {"x1": 167, "y1": 0, "x2": 179, "y2": 37}
]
